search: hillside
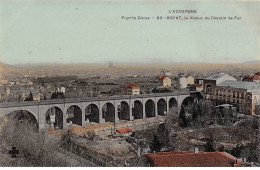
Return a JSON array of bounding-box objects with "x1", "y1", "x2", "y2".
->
[{"x1": 0, "y1": 62, "x2": 15, "y2": 76}]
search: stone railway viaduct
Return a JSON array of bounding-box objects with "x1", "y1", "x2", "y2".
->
[{"x1": 0, "y1": 93, "x2": 190, "y2": 130}]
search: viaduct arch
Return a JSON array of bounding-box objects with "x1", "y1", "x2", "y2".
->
[{"x1": 0, "y1": 93, "x2": 190, "y2": 130}]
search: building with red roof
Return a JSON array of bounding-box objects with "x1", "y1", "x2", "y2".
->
[
  {"x1": 194, "y1": 84, "x2": 203, "y2": 91},
  {"x1": 144, "y1": 151, "x2": 248, "y2": 167},
  {"x1": 116, "y1": 127, "x2": 132, "y2": 137},
  {"x1": 124, "y1": 83, "x2": 140, "y2": 95},
  {"x1": 158, "y1": 75, "x2": 165, "y2": 80},
  {"x1": 116, "y1": 127, "x2": 132, "y2": 133},
  {"x1": 159, "y1": 75, "x2": 171, "y2": 87},
  {"x1": 243, "y1": 72, "x2": 260, "y2": 82}
]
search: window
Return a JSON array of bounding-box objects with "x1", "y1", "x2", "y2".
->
[
  {"x1": 254, "y1": 96, "x2": 257, "y2": 104},
  {"x1": 246, "y1": 96, "x2": 251, "y2": 106},
  {"x1": 206, "y1": 84, "x2": 213, "y2": 94},
  {"x1": 241, "y1": 92, "x2": 244, "y2": 99}
]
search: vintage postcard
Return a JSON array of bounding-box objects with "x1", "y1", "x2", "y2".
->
[{"x1": 0, "y1": 0, "x2": 259, "y2": 167}]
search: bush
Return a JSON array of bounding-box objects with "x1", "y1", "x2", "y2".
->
[
  {"x1": 0, "y1": 119, "x2": 61, "y2": 166},
  {"x1": 51, "y1": 92, "x2": 65, "y2": 99},
  {"x1": 203, "y1": 135, "x2": 215, "y2": 152},
  {"x1": 149, "y1": 133, "x2": 163, "y2": 153},
  {"x1": 24, "y1": 92, "x2": 33, "y2": 101},
  {"x1": 179, "y1": 106, "x2": 188, "y2": 127},
  {"x1": 60, "y1": 129, "x2": 76, "y2": 149}
]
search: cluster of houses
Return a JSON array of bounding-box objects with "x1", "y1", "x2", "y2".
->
[
  {"x1": 0, "y1": 76, "x2": 38, "y2": 101},
  {"x1": 0, "y1": 77, "x2": 67, "y2": 102},
  {"x1": 124, "y1": 71, "x2": 260, "y2": 116},
  {"x1": 1, "y1": 70, "x2": 259, "y2": 116},
  {"x1": 242, "y1": 72, "x2": 260, "y2": 83}
]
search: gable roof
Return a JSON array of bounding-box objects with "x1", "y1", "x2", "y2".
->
[
  {"x1": 159, "y1": 75, "x2": 171, "y2": 80},
  {"x1": 204, "y1": 72, "x2": 227, "y2": 80},
  {"x1": 124, "y1": 83, "x2": 139, "y2": 89},
  {"x1": 144, "y1": 151, "x2": 245, "y2": 167},
  {"x1": 159, "y1": 75, "x2": 165, "y2": 79},
  {"x1": 244, "y1": 74, "x2": 259, "y2": 80},
  {"x1": 218, "y1": 80, "x2": 260, "y2": 90},
  {"x1": 116, "y1": 127, "x2": 132, "y2": 133},
  {"x1": 195, "y1": 84, "x2": 202, "y2": 88}
]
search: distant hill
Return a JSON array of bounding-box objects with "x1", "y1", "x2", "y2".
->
[
  {"x1": 241, "y1": 60, "x2": 260, "y2": 64},
  {"x1": 0, "y1": 61, "x2": 15, "y2": 74}
]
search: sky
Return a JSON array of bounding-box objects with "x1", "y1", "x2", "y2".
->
[{"x1": 0, "y1": 0, "x2": 259, "y2": 65}]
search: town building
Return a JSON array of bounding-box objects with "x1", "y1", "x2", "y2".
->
[
  {"x1": 242, "y1": 72, "x2": 260, "y2": 83},
  {"x1": 202, "y1": 72, "x2": 260, "y2": 115},
  {"x1": 124, "y1": 83, "x2": 140, "y2": 95},
  {"x1": 195, "y1": 84, "x2": 203, "y2": 91},
  {"x1": 158, "y1": 70, "x2": 172, "y2": 87},
  {"x1": 215, "y1": 81, "x2": 260, "y2": 115},
  {"x1": 6, "y1": 87, "x2": 11, "y2": 96},
  {"x1": 159, "y1": 76, "x2": 171, "y2": 87},
  {"x1": 58, "y1": 86, "x2": 66, "y2": 94},
  {"x1": 203, "y1": 72, "x2": 237, "y2": 100},
  {"x1": 180, "y1": 75, "x2": 195, "y2": 89},
  {"x1": 144, "y1": 150, "x2": 248, "y2": 167},
  {"x1": 193, "y1": 78, "x2": 204, "y2": 91},
  {"x1": 187, "y1": 75, "x2": 195, "y2": 85},
  {"x1": 116, "y1": 127, "x2": 132, "y2": 137}
]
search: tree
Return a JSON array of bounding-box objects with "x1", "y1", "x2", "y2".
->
[
  {"x1": 24, "y1": 92, "x2": 33, "y2": 101},
  {"x1": 179, "y1": 105, "x2": 188, "y2": 127},
  {"x1": 204, "y1": 135, "x2": 215, "y2": 152},
  {"x1": 18, "y1": 95, "x2": 22, "y2": 101},
  {"x1": 218, "y1": 145, "x2": 225, "y2": 152},
  {"x1": 0, "y1": 118, "x2": 62, "y2": 166},
  {"x1": 192, "y1": 102, "x2": 200, "y2": 120},
  {"x1": 60, "y1": 129, "x2": 75, "y2": 149},
  {"x1": 149, "y1": 133, "x2": 163, "y2": 153},
  {"x1": 157, "y1": 123, "x2": 169, "y2": 146},
  {"x1": 51, "y1": 92, "x2": 65, "y2": 99},
  {"x1": 251, "y1": 119, "x2": 259, "y2": 130},
  {"x1": 231, "y1": 144, "x2": 243, "y2": 158}
]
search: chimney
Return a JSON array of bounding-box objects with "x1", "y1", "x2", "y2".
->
[
  {"x1": 194, "y1": 147, "x2": 199, "y2": 154},
  {"x1": 243, "y1": 158, "x2": 247, "y2": 162}
]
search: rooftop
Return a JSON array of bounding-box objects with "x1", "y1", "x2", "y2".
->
[
  {"x1": 158, "y1": 75, "x2": 165, "y2": 79},
  {"x1": 195, "y1": 84, "x2": 202, "y2": 88},
  {"x1": 144, "y1": 151, "x2": 246, "y2": 167},
  {"x1": 116, "y1": 127, "x2": 132, "y2": 133},
  {"x1": 243, "y1": 74, "x2": 259, "y2": 80},
  {"x1": 124, "y1": 83, "x2": 139, "y2": 89},
  {"x1": 218, "y1": 80, "x2": 260, "y2": 91},
  {"x1": 204, "y1": 72, "x2": 226, "y2": 80}
]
